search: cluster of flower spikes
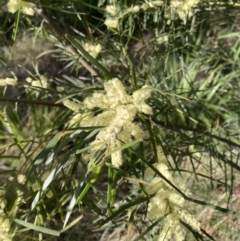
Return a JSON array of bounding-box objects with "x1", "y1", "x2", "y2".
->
[
  {"x1": 103, "y1": 0, "x2": 201, "y2": 29},
  {"x1": 144, "y1": 147, "x2": 201, "y2": 241},
  {"x1": 7, "y1": 0, "x2": 35, "y2": 15},
  {"x1": 0, "y1": 192, "x2": 12, "y2": 241},
  {"x1": 63, "y1": 78, "x2": 153, "y2": 167},
  {"x1": 82, "y1": 42, "x2": 102, "y2": 59},
  {"x1": 167, "y1": 0, "x2": 200, "y2": 21}
]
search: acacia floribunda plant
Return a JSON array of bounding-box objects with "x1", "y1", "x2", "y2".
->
[{"x1": 1, "y1": 1, "x2": 240, "y2": 241}]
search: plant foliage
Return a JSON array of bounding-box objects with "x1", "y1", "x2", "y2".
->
[{"x1": 0, "y1": 0, "x2": 240, "y2": 240}]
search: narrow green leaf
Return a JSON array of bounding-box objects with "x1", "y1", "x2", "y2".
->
[
  {"x1": 133, "y1": 215, "x2": 165, "y2": 241},
  {"x1": 99, "y1": 196, "x2": 149, "y2": 227},
  {"x1": 107, "y1": 166, "x2": 113, "y2": 215},
  {"x1": 63, "y1": 171, "x2": 88, "y2": 227},
  {"x1": 11, "y1": 10, "x2": 21, "y2": 44},
  {"x1": 65, "y1": 35, "x2": 112, "y2": 79},
  {"x1": 28, "y1": 132, "x2": 60, "y2": 174},
  {"x1": 180, "y1": 220, "x2": 214, "y2": 241},
  {"x1": 13, "y1": 219, "x2": 60, "y2": 236},
  {"x1": 76, "y1": 182, "x2": 92, "y2": 204}
]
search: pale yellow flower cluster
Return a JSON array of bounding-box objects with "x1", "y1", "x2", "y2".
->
[
  {"x1": 104, "y1": 18, "x2": 119, "y2": 29},
  {"x1": 63, "y1": 99, "x2": 84, "y2": 112},
  {"x1": 141, "y1": 0, "x2": 200, "y2": 21},
  {"x1": 141, "y1": 1, "x2": 164, "y2": 10},
  {"x1": 0, "y1": 193, "x2": 12, "y2": 241},
  {"x1": 0, "y1": 78, "x2": 17, "y2": 86},
  {"x1": 144, "y1": 147, "x2": 200, "y2": 241},
  {"x1": 156, "y1": 35, "x2": 169, "y2": 44},
  {"x1": 64, "y1": 78, "x2": 153, "y2": 167},
  {"x1": 82, "y1": 42, "x2": 102, "y2": 58},
  {"x1": 104, "y1": 4, "x2": 141, "y2": 29},
  {"x1": 168, "y1": 0, "x2": 200, "y2": 20},
  {"x1": 7, "y1": 0, "x2": 35, "y2": 16},
  {"x1": 17, "y1": 174, "x2": 26, "y2": 185},
  {"x1": 104, "y1": 4, "x2": 119, "y2": 29},
  {"x1": 104, "y1": 0, "x2": 200, "y2": 30},
  {"x1": 25, "y1": 76, "x2": 48, "y2": 97},
  {"x1": 125, "y1": 6, "x2": 141, "y2": 14},
  {"x1": 106, "y1": 4, "x2": 118, "y2": 16},
  {"x1": 0, "y1": 216, "x2": 12, "y2": 241}
]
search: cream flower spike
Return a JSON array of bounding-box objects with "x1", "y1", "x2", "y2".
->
[
  {"x1": 170, "y1": 0, "x2": 200, "y2": 20},
  {"x1": 7, "y1": 0, "x2": 35, "y2": 16},
  {"x1": 0, "y1": 78, "x2": 17, "y2": 86},
  {"x1": 63, "y1": 99, "x2": 84, "y2": 112},
  {"x1": 82, "y1": 42, "x2": 102, "y2": 58},
  {"x1": 66, "y1": 78, "x2": 153, "y2": 167},
  {"x1": 106, "y1": 5, "x2": 117, "y2": 16},
  {"x1": 85, "y1": 79, "x2": 153, "y2": 167},
  {"x1": 17, "y1": 174, "x2": 26, "y2": 185},
  {"x1": 144, "y1": 146, "x2": 201, "y2": 241},
  {"x1": 0, "y1": 215, "x2": 11, "y2": 241},
  {"x1": 25, "y1": 76, "x2": 48, "y2": 97},
  {"x1": 132, "y1": 85, "x2": 153, "y2": 115},
  {"x1": 104, "y1": 18, "x2": 119, "y2": 29},
  {"x1": 105, "y1": 78, "x2": 131, "y2": 105}
]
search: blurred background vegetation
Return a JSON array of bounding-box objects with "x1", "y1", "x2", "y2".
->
[{"x1": 0, "y1": 0, "x2": 240, "y2": 240}]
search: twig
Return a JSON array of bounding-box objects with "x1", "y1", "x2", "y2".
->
[
  {"x1": 0, "y1": 97, "x2": 65, "y2": 107},
  {"x1": 152, "y1": 119, "x2": 240, "y2": 148}
]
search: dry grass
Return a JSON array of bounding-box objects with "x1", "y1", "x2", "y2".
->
[{"x1": 181, "y1": 153, "x2": 240, "y2": 241}]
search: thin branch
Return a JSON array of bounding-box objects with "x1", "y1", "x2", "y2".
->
[
  {"x1": 152, "y1": 119, "x2": 240, "y2": 148},
  {"x1": 0, "y1": 97, "x2": 65, "y2": 107}
]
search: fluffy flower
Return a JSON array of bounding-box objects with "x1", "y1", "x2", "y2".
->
[
  {"x1": 7, "y1": 0, "x2": 35, "y2": 16},
  {"x1": 69, "y1": 113, "x2": 82, "y2": 127},
  {"x1": 67, "y1": 79, "x2": 153, "y2": 167},
  {"x1": 144, "y1": 148, "x2": 200, "y2": 241},
  {"x1": 17, "y1": 174, "x2": 26, "y2": 185},
  {"x1": 144, "y1": 162, "x2": 175, "y2": 188},
  {"x1": 156, "y1": 162, "x2": 175, "y2": 183},
  {"x1": 63, "y1": 99, "x2": 84, "y2": 112},
  {"x1": 126, "y1": 6, "x2": 140, "y2": 14},
  {"x1": 119, "y1": 123, "x2": 144, "y2": 142},
  {"x1": 132, "y1": 85, "x2": 153, "y2": 114},
  {"x1": 168, "y1": 192, "x2": 185, "y2": 207},
  {"x1": 90, "y1": 110, "x2": 116, "y2": 126},
  {"x1": 148, "y1": 196, "x2": 169, "y2": 219},
  {"x1": 177, "y1": 209, "x2": 201, "y2": 231},
  {"x1": 110, "y1": 140, "x2": 123, "y2": 167},
  {"x1": 0, "y1": 78, "x2": 17, "y2": 86},
  {"x1": 69, "y1": 111, "x2": 94, "y2": 127},
  {"x1": 170, "y1": 0, "x2": 182, "y2": 8},
  {"x1": 169, "y1": 0, "x2": 200, "y2": 20},
  {"x1": 157, "y1": 35, "x2": 169, "y2": 44},
  {"x1": 141, "y1": 1, "x2": 164, "y2": 9},
  {"x1": 158, "y1": 214, "x2": 186, "y2": 241},
  {"x1": 105, "y1": 78, "x2": 131, "y2": 105},
  {"x1": 26, "y1": 76, "x2": 47, "y2": 88},
  {"x1": 144, "y1": 177, "x2": 164, "y2": 194},
  {"x1": 104, "y1": 18, "x2": 119, "y2": 28},
  {"x1": 84, "y1": 93, "x2": 110, "y2": 109},
  {"x1": 25, "y1": 76, "x2": 48, "y2": 97},
  {"x1": 82, "y1": 42, "x2": 102, "y2": 58},
  {"x1": 152, "y1": 1, "x2": 164, "y2": 7},
  {"x1": 0, "y1": 199, "x2": 6, "y2": 213},
  {"x1": 113, "y1": 105, "x2": 137, "y2": 124},
  {"x1": 141, "y1": 3, "x2": 150, "y2": 10},
  {"x1": 0, "y1": 214, "x2": 11, "y2": 241},
  {"x1": 106, "y1": 5, "x2": 117, "y2": 16}
]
